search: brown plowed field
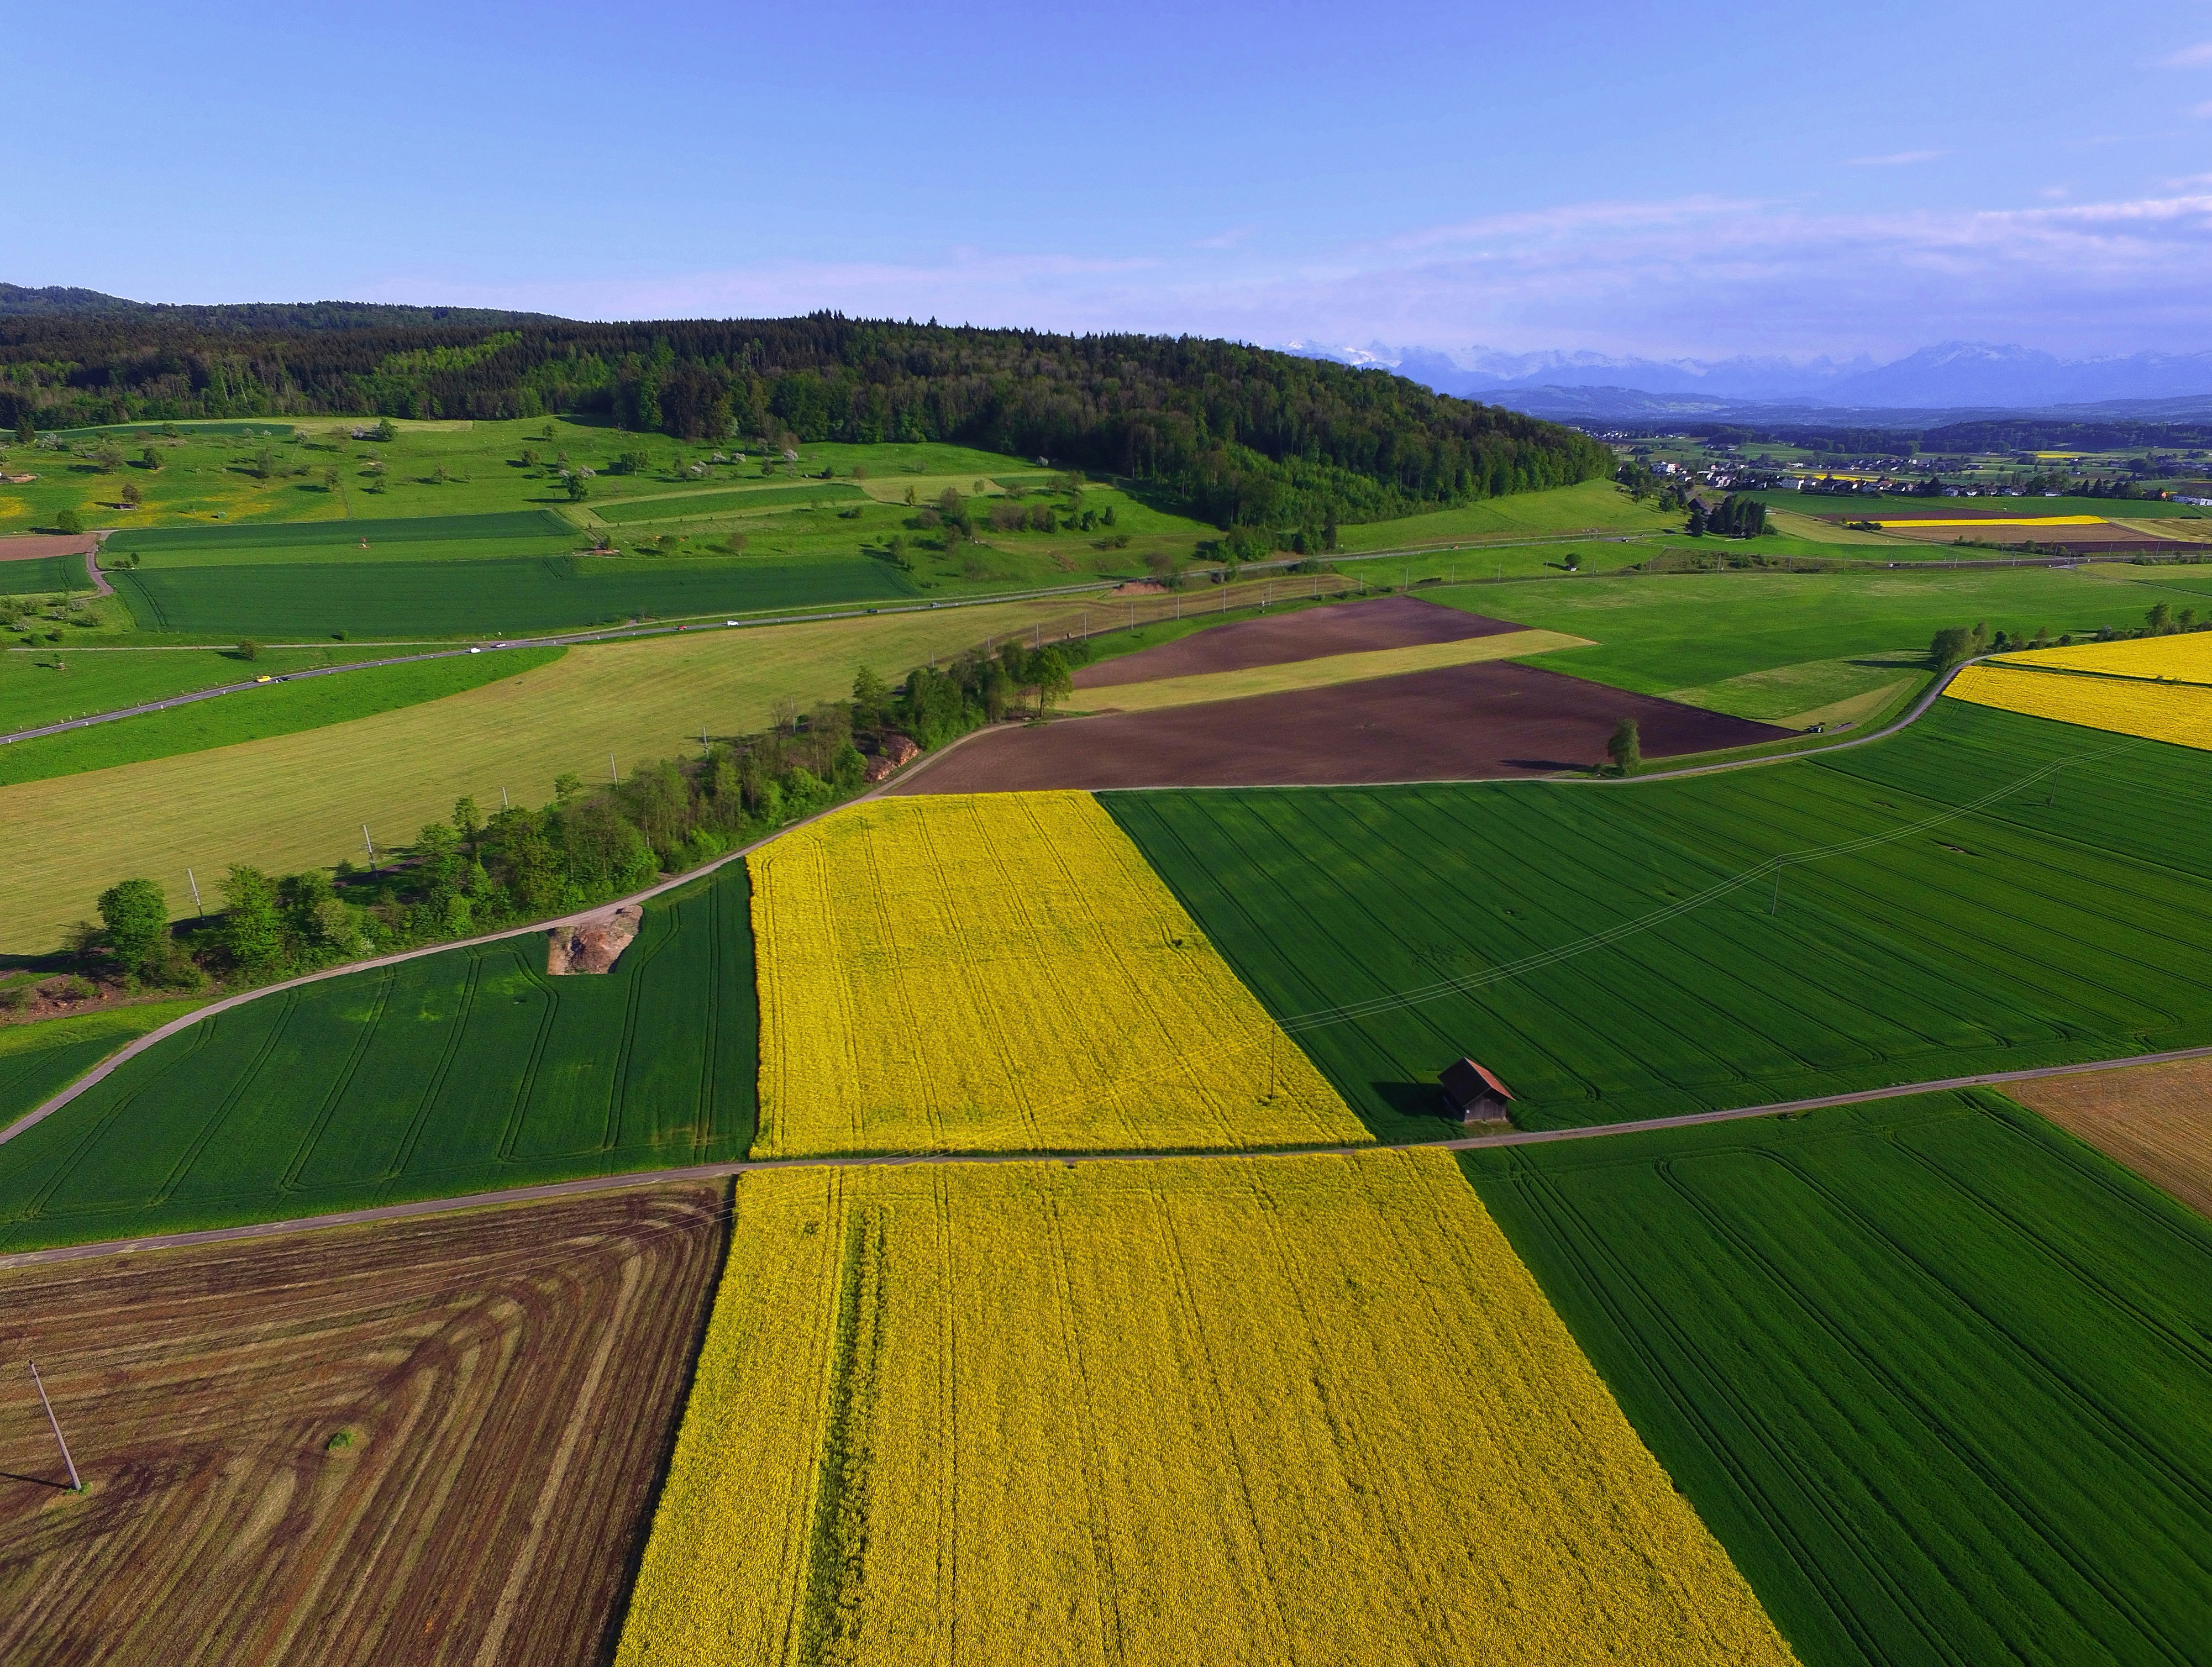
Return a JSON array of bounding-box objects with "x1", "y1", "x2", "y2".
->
[
  {"x1": 1073, "y1": 594, "x2": 1518, "y2": 689},
  {"x1": 894, "y1": 660, "x2": 1787, "y2": 792},
  {"x1": 2010, "y1": 1059, "x2": 2212, "y2": 1219},
  {"x1": 0, "y1": 534, "x2": 98, "y2": 563},
  {"x1": 0, "y1": 1184, "x2": 726, "y2": 1667}
]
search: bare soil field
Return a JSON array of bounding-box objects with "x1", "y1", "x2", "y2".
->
[
  {"x1": 895, "y1": 660, "x2": 1787, "y2": 792},
  {"x1": 2010, "y1": 1058, "x2": 2212, "y2": 1218},
  {"x1": 1073, "y1": 593, "x2": 1518, "y2": 688},
  {"x1": 0, "y1": 1184, "x2": 726, "y2": 1667},
  {"x1": 0, "y1": 535, "x2": 99, "y2": 564}
]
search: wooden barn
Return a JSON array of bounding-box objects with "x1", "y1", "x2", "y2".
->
[{"x1": 1439, "y1": 1058, "x2": 1515, "y2": 1128}]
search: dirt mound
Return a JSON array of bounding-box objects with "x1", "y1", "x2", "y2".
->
[
  {"x1": 892, "y1": 660, "x2": 1788, "y2": 792},
  {"x1": 1075, "y1": 594, "x2": 1519, "y2": 690},
  {"x1": 547, "y1": 903, "x2": 642, "y2": 974}
]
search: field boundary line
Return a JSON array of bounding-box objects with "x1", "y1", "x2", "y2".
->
[
  {"x1": 0, "y1": 727, "x2": 1010, "y2": 1154},
  {"x1": 9, "y1": 1043, "x2": 2212, "y2": 1270}
]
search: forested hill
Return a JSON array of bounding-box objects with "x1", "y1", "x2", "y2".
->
[{"x1": 0, "y1": 306, "x2": 1610, "y2": 526}]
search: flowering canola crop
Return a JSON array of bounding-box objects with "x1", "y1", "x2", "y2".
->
[
  {"x1": 1947, "y1": 662, "x2": 2212, "y2": 750},
  {"x1": 747, "y1": 791, "x2": 1370, "y2": 1156},
  {"x1": 1993, "y1": 632, "x2": 2212, "y2": 685},
  {"x1": 616, "y1": 1151, "x2": 1798, "y2": 1667}
]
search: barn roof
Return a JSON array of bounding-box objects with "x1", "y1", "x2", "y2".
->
[{"x1": 1440, "y1": 1057, "x2": 1514, "y2": 1102}]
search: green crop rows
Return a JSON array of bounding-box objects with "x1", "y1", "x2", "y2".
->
[
  {"x1": 0, "y1": 1003, "x2": 203, "y2": 1130},
  {"x1": 107, "y1": 508, "x2": 578, "y2": 565},
  {"x1": 0, "y1": 555, "x2": 83, "y2": 595},
  {"x1": 593, "y1": 482, "x2": 865, "y2": 523},
  {"x1": 111, "y1": 551, "x2": 920, "y2": 637},
  {"x1": 0, "y1": 867, "x2": 755, "y2": 1251},
  {"x1": 1463, "y1": 1092, "x2": 2212, "y2": 1666},
  {"x1": 1108, "y1": 700, "x2": 2212, "y2": 1137}
]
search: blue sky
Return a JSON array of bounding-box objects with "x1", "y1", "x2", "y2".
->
[{"x1": 12, "y1": 0, "x2": 2212, "y2": 359}]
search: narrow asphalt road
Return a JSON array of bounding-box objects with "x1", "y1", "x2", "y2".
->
[{"x1": 0, "y1": 1040, "x2": 2202, "y2": 1273}]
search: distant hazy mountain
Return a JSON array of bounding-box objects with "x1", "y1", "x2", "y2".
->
[
  {"x1": 1285, "y1": 338, "x2": 2212, "y2": 414},
  {"x1": 0, "y1": 283, "x2": 550, "y2": 332}
]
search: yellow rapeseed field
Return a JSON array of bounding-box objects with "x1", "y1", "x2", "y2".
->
[
  {"x1": 616, "y1": 1151, "x2": 1798, "y2": 1667},
  {"x1": 1947, "y1": 662, "x2": 2212, "y2": 750},
  {"x1": 747, "y1": 791, "x2": 1371, "y2": 1156},
  {"x1": 1993, "y1": 631, "x2": 2212, "y2": 685}
]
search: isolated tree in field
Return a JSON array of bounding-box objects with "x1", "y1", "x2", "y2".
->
[
  {"x1": 55, "y1": 507, "x2": 83, "y2": 535},
  {"x1": 139, "y1": 445, "x2": 161, "y2": 470},
  {"x1": 236, "y1": 638, "x2": 261, "y2": 661},
  {"x1": 2148, "y1": 602, "x2": 2173, "y2": 633},
  {"x1": 1929, "y1": 626, "x2": 1974, "y2": 670},
  {"x1": 566, "y1": 474, "x2": 590, "y2": 502},
  {"x1": 97, "y1": 878, "x2": 170, "y2": 980},
  {"x1": 13, "y1": 417, "x2": 31, "y2": 444},
  {"x1": 1607, "y1": 718, "x2": 1641, "y2": 775},
  {"x1": 322, "y1": 466, "x2": 339, "y2": 491},
  {"x1": 374, "y1": 417, "x2": 397, "y2": 442},
  {"x1": 120, "y1": 483, "x2": 142, "y2": 507},
  {"x1": 1686, "y1": 502, "x2": 1709, "y2": 537}
]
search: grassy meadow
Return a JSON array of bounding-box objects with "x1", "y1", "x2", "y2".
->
[
  {"x1": 0, "y1": 1001, "x2": 204, "y2": 1130},
  {"x1": 1110, "y1": 699, "x2": 2212, "y2": 1135},
  {"x1": 1, "y1": 642, "x2": 408, "y2": 733},
  {"x1": 0, "y1": 870, "x2": 754, "y2": 1251},
  {"x1": 0, "y1": 646, "x2": 563, "y2": 787},
  {"x1": 1467, "y1": 1092, "x2": 2212, "y2": 1667},
  {"x1": 0, "y1": 595, "x2": 1098, "y2": 951}
]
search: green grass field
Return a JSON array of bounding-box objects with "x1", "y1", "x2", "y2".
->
[
  {"x1": 1452, "y1": 565, "x2": 2189, "y2": 704},
  {"x1": 0, "y1": 555, "x2": 86, "y2": 595},
  {"x1": 106, "y1": 508, "x2": 580, "y2": 569},
  {"x1": 1108, "y1": 700, "x2": 2212, "y2": 1136},
  {"x1": 593, "y1": 482, "x2": 866, "y2": 523},
  {"x1": 0, "y1": 867, "x2": 754, "y2": 1251},
  {"x1": 1465, "y1": 1092, "x2": 2212, "y2": 1667},
  {"x1": 1, "y1": 643, "x2": 414, "y2": 733},
  {"x1": 0, "y1": 1002, "x2": 205, "y2": 1129},
  {"x1": 111, "y1": 552, "x2": 921, "y2": 637},
  {"x1": 0, "y1": 646, "x2": 563, "y2": 787}
]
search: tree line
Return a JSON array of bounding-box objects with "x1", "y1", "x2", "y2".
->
[
  {"x1": 81, "y1": 633, "x2": 1098, "y2": 991},
  {"x1": 0, "y1": 311, "x2": 1610, "y2": 532}
]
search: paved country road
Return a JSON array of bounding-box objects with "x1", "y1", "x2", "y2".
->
[{"x1": 0, "y1": 1042, "x2": 2203, "y2": 1273}]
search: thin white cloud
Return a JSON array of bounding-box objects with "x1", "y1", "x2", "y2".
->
[
  {"x1": 1845, "y1": 149, "x2": 1947, "y2": 167},
  {"x1": 2163, "y1": 40, "x2": 2212, "y2": 66},
  {"x1": 364, "y1": 188, "x2": 2212, "y2": 359},
  {"x1": 1190, "y1": 225, "x2": 1257, "y2": 250},
  {"x1": 2195, "y1": 99, "x2": 2212, "y2": 118}
]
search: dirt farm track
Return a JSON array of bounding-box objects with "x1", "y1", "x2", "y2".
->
[
  {"x1": 897, "y1": 659, "x2": 1789, "y2": 792},
  {"x1": 0, "y1": 1184, "x2": 725, "y2": 1667}
]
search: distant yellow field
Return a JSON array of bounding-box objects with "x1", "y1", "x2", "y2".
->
[
  {"x1": 1876, "y1": 515, "x2": 2104, "y2": 529},
  {"x1": 1946, "y1": 662, "x2": 2212, "y2": 749},
  {"x1": 616, "y1": 1151, "x2": 1796, "y2": 1667},
  {"x1": 748, "y1": 791, "x2": 1369, "y2": 1156},
  {"x1": 1083, "y1": 628, "x2": 1592, "y2": 713},
  {"x1": 1994, "y1": 632, "x2": 2212, "y2": 685}
]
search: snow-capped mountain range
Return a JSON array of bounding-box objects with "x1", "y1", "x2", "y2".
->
[{"x1": 1284, "y1": 339, "x2": 2212, "y2": 414}]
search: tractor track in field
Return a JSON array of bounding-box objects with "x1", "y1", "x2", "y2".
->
[{"x1": 4, "y1": 1040, "x2": 2210, "y2": 1271}]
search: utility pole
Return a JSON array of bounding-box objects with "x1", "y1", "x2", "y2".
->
[
  {"x1": 186, "y1": 867, "x2": 203, "y2": 919},
  {"x1": 361, "y1": 826, "x2": 376, "y2": 876},
  {"x1": 28, "y1": 1362, "x2": 81, "y2": 1492},
  {"x1": 609, "y1": 753, "x2": 618, "y2": 783},
  {"x1": 501, "y1": 785, "x2": 510, "y2": 809},
  {"x1": 1769, "y1": 869, "x2": 1780, "y2": 915}
]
